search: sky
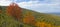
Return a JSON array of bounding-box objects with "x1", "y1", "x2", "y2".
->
[{"x1": 0, "y1": 0, "x2": 60, "y2": 13}]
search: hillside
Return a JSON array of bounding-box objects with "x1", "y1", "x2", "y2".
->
[{"x1": 0, "y1": 6, "x2": 60, "y2": 27}]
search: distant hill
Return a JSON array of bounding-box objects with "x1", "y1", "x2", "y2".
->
[
  {"x1": 47, "y1": 13, "x2": 60, "y2": 16},
  {"x1": 53, "y1": 13, "x2": 60, "y2": 15},
  {"x1": 0, "y1": 6, "x2": 60, "y2": 27}
]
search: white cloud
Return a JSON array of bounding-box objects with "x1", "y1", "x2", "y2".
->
[
  {"x1": 30, "y1": 0, "x2": 60, "y2": 4},
  {"x1": 0, "y1": 0, "x2": 60, "y2": 13},
  {"x1": 0, "y1": 0, "x2": 12, "y2": 6},
  {"x1": 18, "y1": 1, "x2": 60, "y2": 13}
]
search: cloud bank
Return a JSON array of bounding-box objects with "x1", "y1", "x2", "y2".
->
[
  {"x1": 18, "y1": 0, "x2": 60, "y2": 13},
  {"x1": 0, "y1": 0, "x2": 60, "y2": 13},
  {"x1": 0, "y1": 0, "x2": 12, "y2": 6}
]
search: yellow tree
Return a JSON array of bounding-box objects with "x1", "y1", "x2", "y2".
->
[
  {"x1": 47, "y1": 24, "x2": 52, "y2": 27},
  {"x1": 35, "y1": 21, "x2": 54, "y2": 27},
  {"x1": 35, "y1": 22, "x2": 46, "y2": 27}
]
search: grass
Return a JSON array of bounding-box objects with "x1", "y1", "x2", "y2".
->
[{"x1": 0, "y1": 6, "x2": 60, "y2": 27}]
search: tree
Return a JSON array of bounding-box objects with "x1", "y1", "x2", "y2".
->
[
  {"x1": 23, "y1": 11, "x2": 36, "y2": 25},
  {"x1": 6, "y1": 3, "x2": 22, "y2": 21},
  {"x1": 0, "y1": 6, "x2": 2, "y2": 13},
  {"x1": 35, "y1": 21, "x2": 55, "y2": 27},
  {"x1": 35, "y1": 22, "x2": 46, "y2": 27}
]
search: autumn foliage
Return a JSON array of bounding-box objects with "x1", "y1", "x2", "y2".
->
[
  {"x1": 5, "y1": 3, "x2": 58, "y2": 27},
  {"x1": 0, "y1": 7, "x2": 2, "y2": 13},
  {"x1": 35, "y1": 22, "x2": 55, "y2": 27},
  {"x1": 23, "y1": 11, "x2": 36, "y2": 25},
  {"x1": 6, "y1": 3, "x2": 22, "y2": 20},
  {"x1": 0, "y1": 10, "x2": 2, "y2": 13}
]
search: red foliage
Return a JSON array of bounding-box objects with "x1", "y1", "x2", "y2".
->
[
  {"x1": 0, "y1": 7, "x2": 2, "y2": 13},
  {"x1": 0, "y1": 10, "x2": 2, "y2": 13},
  {"x1": 6, "y1": 3, "x2": 22, "y2": 20},
  {"x1": 23, "y1": 12, "x2": 36, "y2": 25}
]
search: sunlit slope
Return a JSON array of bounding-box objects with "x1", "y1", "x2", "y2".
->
[
  {"x1": 22, "y1": 8, "x2": 60, "y2": 25},
  {"x1": 0, "y1": 6, "x2": 60, "y2": 27}
]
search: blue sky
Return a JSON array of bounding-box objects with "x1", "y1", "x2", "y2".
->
[{"x1": 0, "y1": 0, "x2": 60, "y2": 13}]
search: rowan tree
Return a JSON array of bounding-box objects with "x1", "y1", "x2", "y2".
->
[
  {"x1": 0, "y1": 6, "x2": 2, "y2": 13},
  {"x1": 6, "y1": 3, "x2": 22, "y2": 21}
]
